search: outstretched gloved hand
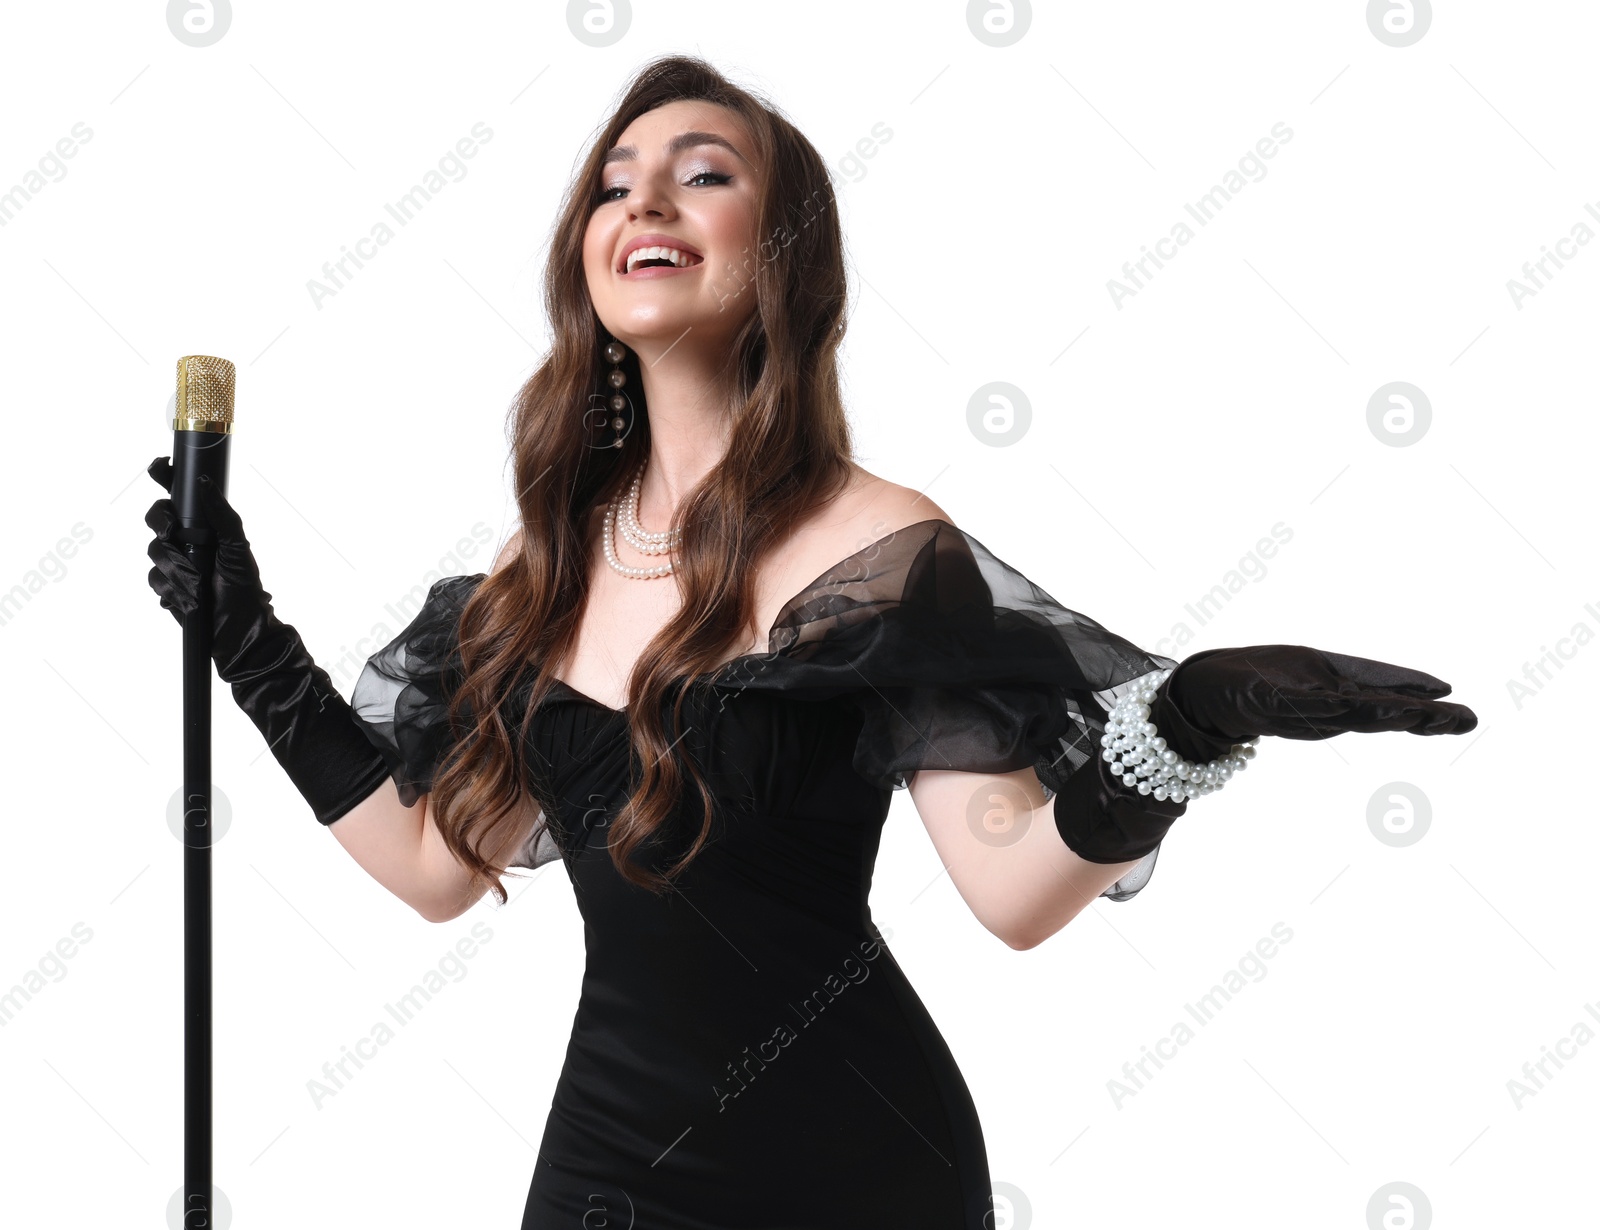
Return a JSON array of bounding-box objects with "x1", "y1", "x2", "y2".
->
[
  {"x1": 1055, "y1": 643, "x2": 1478, "y2": 875},
  {"x1": 1149, "y1": 644, "x2": 1479, "y2": 766}
]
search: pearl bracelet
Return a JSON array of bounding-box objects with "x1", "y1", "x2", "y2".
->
[{"x1": 1101, "y1": 668, "x2": 1259, "y2": 803}]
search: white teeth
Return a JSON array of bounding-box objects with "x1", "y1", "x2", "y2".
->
[{"x1": 624, "y1": 245, "x2": 701, "y2": 274}]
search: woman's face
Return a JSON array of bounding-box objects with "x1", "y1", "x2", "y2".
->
[{"x1": 583, "y1": 99, "x2": 761, "y2": 355}]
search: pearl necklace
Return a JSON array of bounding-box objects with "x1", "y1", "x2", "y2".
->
[{"x1": 602, "y1": 460, "x2": 683, "y2": 579}]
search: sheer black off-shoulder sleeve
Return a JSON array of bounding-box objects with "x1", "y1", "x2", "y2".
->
[
  {"x1": 348, "y1": 573, "x2": 556, "y2": 872},
  {"x1": 351, "y1": 573, "x2": 563, "y2": 871},
  {"x1": 712, "y1": 519, "x2": 1182, "y2": 901},
  {"x1": 350, "y1": 574, "x2": 482, "y2": 807}
]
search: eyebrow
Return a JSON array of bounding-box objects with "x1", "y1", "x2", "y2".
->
[{"x1": 602, "y1": 130, "x2": 749, "y2": 167}]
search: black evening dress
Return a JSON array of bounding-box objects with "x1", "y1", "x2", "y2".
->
[{"x1": 351, "y1": 518, "x2": 1177, "y2": 1230}]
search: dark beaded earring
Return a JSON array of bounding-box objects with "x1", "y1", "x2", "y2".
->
[{"x1": 603, "y1": 340, "x2": 629, "y2": 449}]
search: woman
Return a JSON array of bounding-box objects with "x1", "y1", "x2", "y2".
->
[{"x1": 145, "y1": 54, "x2": 1477, "y2": 1230}]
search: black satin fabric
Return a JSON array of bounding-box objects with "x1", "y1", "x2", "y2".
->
[{"x1": 350, "y1": 519, "x2": 1180, "y2": 1227}]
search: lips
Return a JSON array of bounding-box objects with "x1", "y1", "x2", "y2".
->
[{"x1": 616, "y1": 233, "x2": 704, "y2": 275}]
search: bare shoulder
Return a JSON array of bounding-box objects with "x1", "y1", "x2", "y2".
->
[
  {"x1": 831, "y1": 464, "x2": 957, "y2": 544},
  {"x1": 770, "y1": 465, "x2": 957, "y2": 594}
]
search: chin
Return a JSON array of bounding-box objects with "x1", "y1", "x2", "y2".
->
[{"x1": 610, "y1": 306, "x2": 711, "y2": 343}]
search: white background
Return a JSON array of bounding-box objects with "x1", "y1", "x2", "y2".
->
[{"x1": 2, "y1": 1, "x2": 1593, "y2": 1227}]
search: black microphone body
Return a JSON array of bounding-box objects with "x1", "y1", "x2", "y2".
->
[{"x1": 170, "y1": 360, "x2": 234, "y2": 548}]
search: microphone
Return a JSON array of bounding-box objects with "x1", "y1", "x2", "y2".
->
[{"x1": 169, "y1": 354, "x2": 235, "y2": 545}]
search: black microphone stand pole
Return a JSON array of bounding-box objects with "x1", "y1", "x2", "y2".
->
[{"x1": 169, "y1": 355, "x2": 236, "y2": 1228}]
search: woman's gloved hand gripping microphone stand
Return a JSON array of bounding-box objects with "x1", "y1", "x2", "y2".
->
[{"x1": 146, "y1": 356, "x2": 391, "y2": 1227}]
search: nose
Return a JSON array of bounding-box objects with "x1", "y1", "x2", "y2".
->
[{"x1": 625, "y1": 170, "x2": 677, "y2": 222}]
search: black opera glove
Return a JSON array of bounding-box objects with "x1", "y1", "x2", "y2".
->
[
  {"x1": 1054, "y1": 645, "x2": 1478, "y2": 867},
  {"x1": 1052, "y1": 750, "x2": 1190, "y2": 867},
  {"x1": 1148, "y1": 643, "x2": 1479, "y2": 764},
  {"x1": 144, "y1": 456, "x2": 391, "y2": 825}
]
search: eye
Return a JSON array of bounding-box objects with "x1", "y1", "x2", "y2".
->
[{"x1": 596, "y1": 170, "x2": 732, "y2": 204}]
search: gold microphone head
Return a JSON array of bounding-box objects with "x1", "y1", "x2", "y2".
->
[{"x1": 174, "y1": 355, "x2": 236, "y2": 433}]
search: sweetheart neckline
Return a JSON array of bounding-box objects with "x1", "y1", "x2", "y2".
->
[
  {"x1": 538, "y1": 516, "x2": 952, "y2": 718},
  {"x1": 546, "y1": 661, "x2": 765, "y2": 718}
]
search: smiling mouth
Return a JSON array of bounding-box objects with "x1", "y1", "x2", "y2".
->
[{"x1": 619, "y1": 246, "x2": 705, "y2": 276}]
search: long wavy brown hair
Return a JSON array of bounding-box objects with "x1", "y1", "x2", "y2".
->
[{"x1": 431, "y1": 55, "x2": 855, "y2": 903}]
